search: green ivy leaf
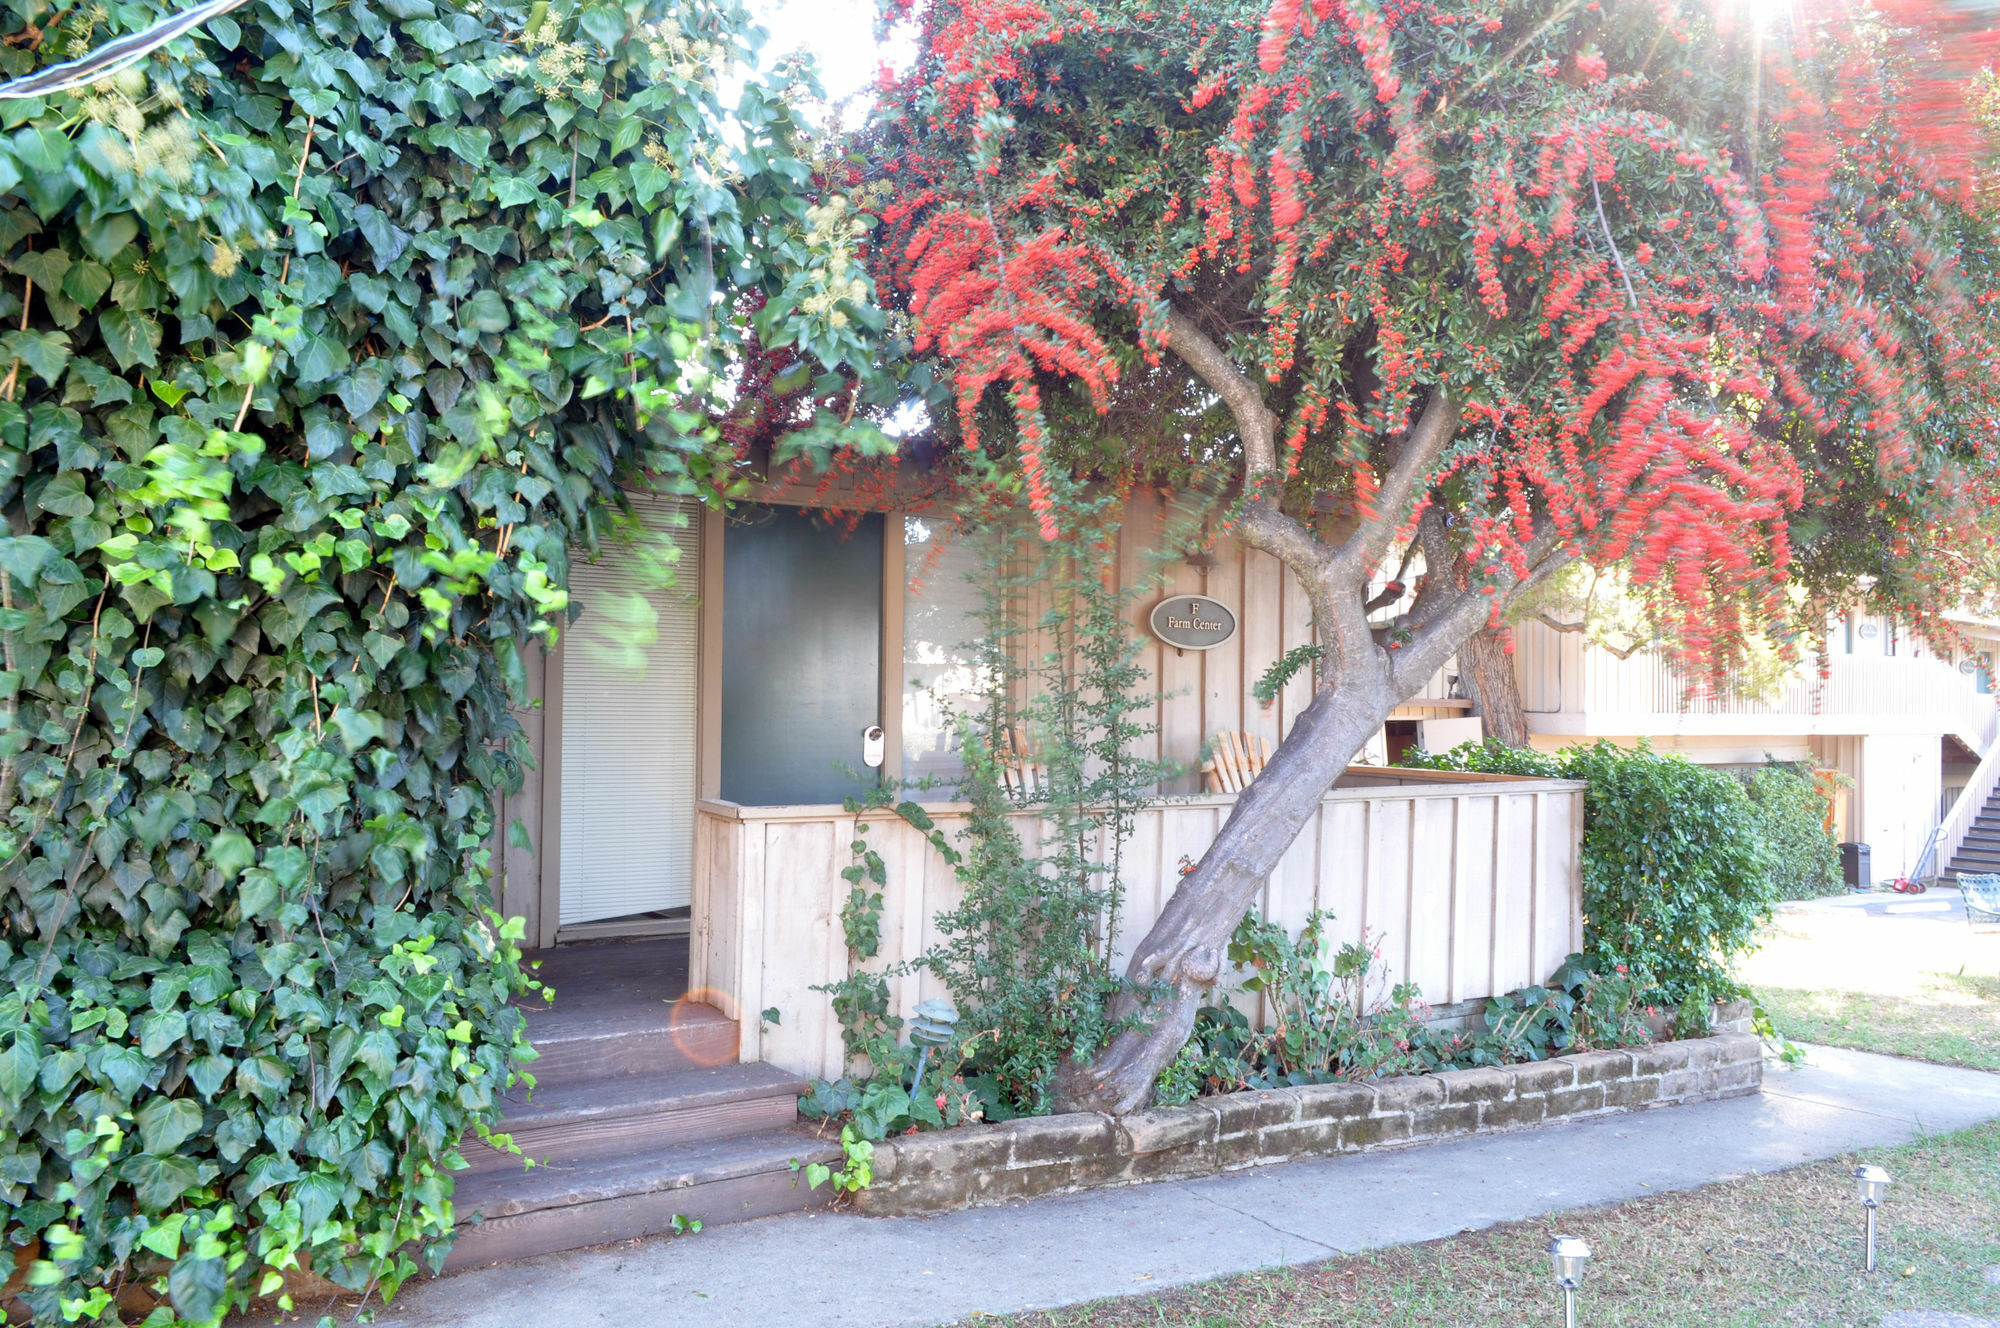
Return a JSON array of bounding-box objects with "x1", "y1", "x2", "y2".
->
[
  {"x1": 166, "y1": 1252, "x2": 227, "y2": 1323},
  {"x1": 186, "y1": 1055, "x2": 232, "y2": 1099},
  {"x1": 138, "y1": 1009, "x2": 187, "y2": 1058},
  {"x1": 0, "y1": 1036, "x2": 39, "y2": 1099},
  {"x1": 94, "y1": 1043, "x2": 151, "y2": 1098},
  {"x1": 97, "y1": 308, "x2": 161, "y2": 371},
  {"x1": 293, "y1": 1171, "x2": 344, "y2": 1234},
  {"x1": 208, "y1": 831, "x2": 254, "y2": 879},
  {"x1": 458, "y1": 289, "x2": 510, "y2": 334},
  {"x1": 35, "y1": 471, "x2": 92, "y2": 518},
  {"x1": 135, "y1": 1096, "x2": 203, "y2": 1154},
  {"x1": 136, "y1": 1212, "x2": 188, "y2": 1261},
  {"x1": 236, "y1": 1056, "x2": 292, "y2": 1103},
  {"x1": 127, "y1": 1153, "x2": 202, "y2": 1210},
  {"x1": 2, "y1": 329, "x2": 69, "y2": 385}
]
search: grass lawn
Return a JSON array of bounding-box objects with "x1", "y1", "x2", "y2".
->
[
  {"x1": 1742, "y1": 893, "x2": 2000, "y2": 1072},
  {"x1": 984, "y1": 1123, "x2": 2000, "y2": 1328}
]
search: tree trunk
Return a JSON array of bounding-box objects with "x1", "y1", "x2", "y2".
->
[
  {"x1": 1053, "y1": 680, "x2": 1393, "y2": 1114},
  {"x1": 1458, "y1": 625, "x2": 1529, "y2": 748}
]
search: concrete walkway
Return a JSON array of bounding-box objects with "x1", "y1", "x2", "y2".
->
[{"x1": 364, "y1": 1043, "x2": 2000, "y2": 1328}]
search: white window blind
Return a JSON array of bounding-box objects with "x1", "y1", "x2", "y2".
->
[
  {"x1": 902, "y1": 517, "x2": 993, "y2": 789},
  {"x1": 559, "y1": 497, "x2": 700, "y2": 926}
]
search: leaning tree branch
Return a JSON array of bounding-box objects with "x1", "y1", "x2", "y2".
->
[
  {"x1": 1388, "y1": 520, "x2": 1571, "y2": 696},
  {"x1": 1161, "y1": 307, "x2": 1366, "y2": 682},
  {"x1": 1335, "y1": 386, "x2": 1461, "y2": 579}
]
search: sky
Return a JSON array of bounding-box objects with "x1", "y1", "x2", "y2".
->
[{"x1": 755, "y1": 0, "x2": 904, "y2": 108}]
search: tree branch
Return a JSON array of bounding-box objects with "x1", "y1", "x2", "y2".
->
[
  {"x1": 1163, "y1": 309, "x2": 1279, "y2": 481},
  {"x1": 1531, "y1": 611, "x2": 1648, "y2": 660},
  {"x1": 1362, "y1": 532, "x2": 1421, "y2": 614},
  {"x1": 1162, "y1": 308, "x2": 1364, "y2": 683},
  {"x1": 1334, "y1": 386, "x2": 1461, "y2": 579},
  {"x1": 1388, "y1": 519, "x2": 1571, "y2": 695}
]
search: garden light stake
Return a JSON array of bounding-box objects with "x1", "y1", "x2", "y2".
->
[
  {"x1": 1854, "y1": 1165, "x2": 1892, "y2": 1272},
  {"x1": 1546, "y1": 1234, "x2": 1591, "y2": 1328}
]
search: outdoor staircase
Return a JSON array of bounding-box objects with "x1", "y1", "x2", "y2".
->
[
  {"x1": 1945, "y1": 782, "x2": 2000, "y2": 878},
  {"x1": 445, "y1": 954, "x2": 840, "y2": 1269}
]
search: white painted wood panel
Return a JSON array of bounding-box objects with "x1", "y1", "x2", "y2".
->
[{"x1": 695, "y1": 774, "x2": 1587, "y2": 1080}]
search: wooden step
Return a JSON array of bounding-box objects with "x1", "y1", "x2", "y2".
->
[
  {"x1": 460, "y1": 1063, "x2": 808, "y2": 1173},
  {"x1": 518, "y1": 997, "x2": 740, "y2": 1082},
  {"x1": 446, "y1": 1127, "x2": 842, "y2": 1269}
]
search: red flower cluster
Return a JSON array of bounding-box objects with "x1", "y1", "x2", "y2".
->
[{"x1": 863, "y1": 0, "x2": 2000, "y2": 671}]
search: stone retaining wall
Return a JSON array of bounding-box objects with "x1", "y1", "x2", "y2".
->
[{"x1": 856, "y1": 1032, "x2": 1764, "y2": 1215}]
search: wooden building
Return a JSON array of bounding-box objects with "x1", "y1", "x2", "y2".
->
[{"x1": 441, "y1": 484, "x2": 1587, "y2": 1269}]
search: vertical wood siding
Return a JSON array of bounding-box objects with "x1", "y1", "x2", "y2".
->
[{"x1": 693, "y1": 777, "x2": 1587, "y2": 1080}]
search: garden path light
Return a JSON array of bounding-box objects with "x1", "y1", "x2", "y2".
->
[
  {"x1": 1855, "y1": 1164, "x2": 1893, "y2": 1272},
  {"x1": 1546, "y1": 1234, "x2": 1591, "y2": 1328}
]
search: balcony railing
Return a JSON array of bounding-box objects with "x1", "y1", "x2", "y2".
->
[{"x1": 1515, "y1": 621, "x2": 2000, "y2": 752}]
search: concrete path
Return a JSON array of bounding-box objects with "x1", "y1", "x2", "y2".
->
[{"x1": 351, "y1": 1043, "x2": 2000, "y2": 1328}]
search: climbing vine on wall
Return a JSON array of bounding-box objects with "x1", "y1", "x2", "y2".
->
[{"x1": 0, "y1": 0, "x2": 894, "y2": 1322}]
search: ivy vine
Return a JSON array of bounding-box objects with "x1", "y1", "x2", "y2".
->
[{"x1": 0, "y1": 0, "x2": 893, "y2": 1321}]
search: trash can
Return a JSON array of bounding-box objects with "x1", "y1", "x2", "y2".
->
[{"x1": 1840, "y1": 842, "x2": 1872, "y2": 890}]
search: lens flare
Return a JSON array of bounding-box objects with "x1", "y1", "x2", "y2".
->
[{"x1": 669, "y1": 988, "x2": 741, "y2": 1067}]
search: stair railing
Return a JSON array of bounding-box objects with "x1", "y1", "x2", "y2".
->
[
  {"x1": 1908, "y1": 824, "x2": 1944, "y2": 884},
  {"x1": 1929, "y1": 715, "x2": 2000, "y2": 883}
]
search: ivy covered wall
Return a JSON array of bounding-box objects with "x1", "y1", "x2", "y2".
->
[{"x1": 0, "y1": 0, "x2": 890, "y2": 1321}]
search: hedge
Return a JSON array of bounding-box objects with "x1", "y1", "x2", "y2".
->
[{"x1": 1405, "y1": 740, "x2": 1775, "y2": 1010}]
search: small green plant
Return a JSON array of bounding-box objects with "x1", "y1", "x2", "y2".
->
[
  {"x1": 1152, "y1": 1038, "x2": 1210, "y2": 1107},
  {"x1": 1474, "y1": 952, "x2": 1654, "y2": 1062},
  {"x1": 1252, "y1": 643, "x2": 1323, "y2": 708},
  {"x1": 1206, "y1": 911, "x2": 1480, "y2": 1087},
  {"x1": 791, "y1": 1124, "x2": 875, "y2": 1196},
  {"x1": 670, "y1": 1214, "x2": 702, "y2": 1237},
  {"x1": 1751, "y1": 1002, "x2": 1808, "y2": 1064}
]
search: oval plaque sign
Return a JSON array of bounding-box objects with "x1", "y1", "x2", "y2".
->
[{"x1": 1149, "y1": 595, "x2": 1238, "y2": 651}]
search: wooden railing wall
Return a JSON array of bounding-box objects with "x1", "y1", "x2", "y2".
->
[{"x1": 692, "y1": 774, "x2": 1587, "y2": 1081}]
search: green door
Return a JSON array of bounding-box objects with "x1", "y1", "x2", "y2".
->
[{"x1": 721, "y1": 506, "x2": 883, "y2": 805}]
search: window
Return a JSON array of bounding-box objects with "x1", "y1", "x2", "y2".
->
[{"x1": 902, "y1": 517, "x2": 991, "y2": 790}]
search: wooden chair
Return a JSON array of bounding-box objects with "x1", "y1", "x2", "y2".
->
[
  {"x1": 1202, "y1": 731, "x2": 1270, "y2": 794},
  {"x1": 1959, "y1": 872, "x2": 2000, "y2": 933},
  {"x1": 999, "y1": 723, "x2": 1046, "y2": 798}
]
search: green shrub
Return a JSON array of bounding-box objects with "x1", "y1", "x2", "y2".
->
[
  {"x1": 1154, "y1": 916, "x2": 1654, "y2": 1105},
  {"x1": 0, "y1": 0, "x2": 886, "y2": 1320},
  {"x1": 1406, "y1": 740, "x2": 1775, "y2": 1008},
  {"x1": 1741, "y1": 760, "x2": 1843, "y2": 899},
  {"x1": 811, "y1": 495, "x2": 1185, "y2": 1133},
  {"x1": 915, "y1": 497, "x2": 1174, "y2": 1118}
]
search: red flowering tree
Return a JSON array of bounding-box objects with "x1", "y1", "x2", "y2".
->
[{"x1": 868, "y1": 0, "x2": 2000, "y2": 1111}]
